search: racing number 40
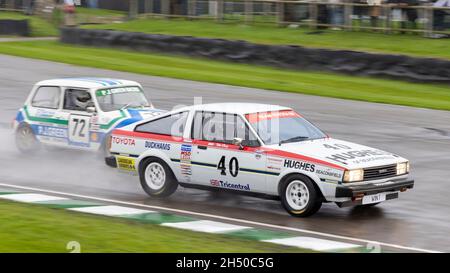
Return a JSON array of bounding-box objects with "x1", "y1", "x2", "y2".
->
[{"x1": 218, "y1": 156, "x2": 239, "y2": 177}]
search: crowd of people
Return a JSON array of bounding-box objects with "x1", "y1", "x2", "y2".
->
[{"x1": 314, "y1": 0, "x2": 449, "y2": 34}]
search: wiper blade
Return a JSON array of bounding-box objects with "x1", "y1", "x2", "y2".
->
[{"x1": 279, "y1": 136, "x2": 309, "y2": 145}]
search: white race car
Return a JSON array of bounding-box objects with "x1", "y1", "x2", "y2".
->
[
  {"x1": 106, "y1": 103, "x2": 414, "y2": 217},
  {"x1": 13, "y1": 78, "x2": 164, "y2": 154}
]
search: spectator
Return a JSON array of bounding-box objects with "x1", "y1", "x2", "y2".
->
[
  {"x1": 433, "y1": 0, "x2": 450, "y2": 32},
  {"x1": 87, "y1": 0, "x2": 98, "y2": 9},
  {"x1": 387, "y1": 0, "x2": 419, "y2": 31},
  {"x1": 328, "y1": 0, "x2": 345, "y2": 30},
  {"x1": 23, "y1": 0, "x2": 35, "y2": 15},
  {"x1": 367, "y1": 0, "x2": 383, "y2": 28}
]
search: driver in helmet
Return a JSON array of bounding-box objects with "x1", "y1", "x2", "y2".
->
[{"x1": 73, "y1": 91, "x2": 92, "y2": 110}]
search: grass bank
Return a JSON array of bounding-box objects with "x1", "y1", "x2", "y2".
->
[
  {"x1": 0, "y1": 11, "x2": 58, "y2": 37},
  {"x1": 0, "y1": 200, "x2": 304, "y2": 252},
  {"x1": 84, "y1": 18, "x2": 450, "y2": 60},
  {"x1": 0, "y1": 40, "x2": 448, "y2": 111}
]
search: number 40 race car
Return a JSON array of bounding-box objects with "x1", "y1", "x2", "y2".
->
[{"x1": 106, "y1": 103, "x2": 415, "y2": 217}]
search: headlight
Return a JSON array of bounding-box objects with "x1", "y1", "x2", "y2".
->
[
  {"x1": 397, "y1": 162, "x2": 409, "y2": 175},
  {"x1": 343, "y1": 169, "x2": 364, "y2": 182}
]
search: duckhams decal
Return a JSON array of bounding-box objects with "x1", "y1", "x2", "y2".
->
[
  {"x1": 284, "y1": 159, "x2": 315, "y2": 172},
  {"x1": 145, "y1": 141, "x2": 171, "y2": 150}
]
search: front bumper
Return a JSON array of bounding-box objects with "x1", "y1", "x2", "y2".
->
[
  {"x1": 105, "y1": 156, "x2": 117, "y2": 168},
  {"x1": 335, "y1": 177, "x2": 414, "y2": 198}
]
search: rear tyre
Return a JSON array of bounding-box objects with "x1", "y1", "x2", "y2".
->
[
  {"x1": 139, "y1": 157, "x2": 178, "y2": 198},
  {"x1": 15, "y1": 123, "x2": 39, "y2": 153},
  {"x1": 280, "y1": 174, "x2": 322, "y2": 217}
]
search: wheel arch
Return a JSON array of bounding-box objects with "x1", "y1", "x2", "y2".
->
[
  {"x1": 136, "y1": 150, "x2": 179, "y2": 180},
  {"x1": 276, "y1": 171, "x2": 325, "y2": 199}
]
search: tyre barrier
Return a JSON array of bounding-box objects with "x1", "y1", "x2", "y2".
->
[
  {"x1": 0, "y1": 19, "x2": 30, "y2": 36},
  {"x1": 60, "y1": 28, "x2": 450, "y2": 84}
]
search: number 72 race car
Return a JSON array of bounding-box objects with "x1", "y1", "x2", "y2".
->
[
  {"x1": 12, "y1": 78, "x2": 165, "y2": 154},
  {"x1": 105, "y1": 103, "x2": 414, "y2": 217}
]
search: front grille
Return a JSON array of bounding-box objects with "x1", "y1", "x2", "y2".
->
[{"x1": 363, "y1": 164, "x2": 397, "y2": 181}]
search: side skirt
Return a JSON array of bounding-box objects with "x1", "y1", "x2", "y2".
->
[{"x1": 178, "y1": 182, "x2": 280, "y2": 201}]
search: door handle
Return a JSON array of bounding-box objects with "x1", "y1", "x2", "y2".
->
[{"x1": 198, "y1": 145, "x2": 208, "y2": 150}]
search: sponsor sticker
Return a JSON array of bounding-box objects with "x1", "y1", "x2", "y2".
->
[
  {"x1": 180, "y1": 144, "x2": 192, "y2": 176},
  {"x1": 210, "y1": 179, "x2": 251, "y2": 191},
  {"x1": 36, "y1": 125, "x2": 68, "y2": 139},
  {"x1": 96, "y1": 87, "x2": 141, "y2": 97},
  {"x1": 284, "y1": 159, "x2": 315, "y2": 172},
  {"x1": 112, "y1": 136, "x2": 136, "y2": 146},
  {"x1": 116, "y1": 156, "x2": 136, "y2": 171},
  {"x1": 326, "y1": 149, "x2": 393, "y2": 164},
  {"x1": 145, "y1": 141, "x2": 171, "y2": 150},
  {"x1": 246, "y1": 110, "x2": 301, "y2": 123}
]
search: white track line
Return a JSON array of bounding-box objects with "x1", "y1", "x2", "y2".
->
[
  {"x1": 162, "y1": 220, "x2": 251, "y2": 233},
  {"x1": 68, "y1": 205, "x2": 154, "y2": 216},
  {"x1": 0, "y1": 182, "x2": 441, "y2": 253}
]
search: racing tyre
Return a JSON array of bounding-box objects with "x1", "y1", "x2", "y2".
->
[
  {"x1": 139, "y1": 157, "x2": 178, "y2": 198},
  {"x1": 15, "y1": 123, "x2": 39, "y2": 153},
  {"x1": 280, "y1": 174, "x2": 322, "y2": 217}
]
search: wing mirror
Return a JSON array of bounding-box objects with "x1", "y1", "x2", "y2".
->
[
  {"x1": 232, "y1": 137, "x2": 244, "y2": 150},
  {"x1": 86, "y1": 106, "x2": 97, "y2": 113}
]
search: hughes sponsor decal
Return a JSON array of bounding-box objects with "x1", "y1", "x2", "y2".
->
[
  {"x1": 112, "y1": 136, "x2": 136, "y2": 146},
  {"x1": 326, "y1": 149, "x2": 393, "y2": 164},
  {"x1": 284, "y1": 159, "x2": 315, "y2": 172},
  {"x1": 36, "y1": 125, "x2": 67, "y2": 138},
  {"x1": 210, "y1": 179, "x2": 251, "y2": 191},
  {"x1": 145, "y1": 141, "x2": 171, "y2": 150}
]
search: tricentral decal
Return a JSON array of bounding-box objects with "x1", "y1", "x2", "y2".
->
[
  {"x1": 145, "y1": 141, "x2": 171, "y2": 150},
  {"x1": 246, "y1": 110, "x2": 300, "y2": 123},
  {"x1": 284, "y1": 159, "x2": 315, "y2": 172},
  {"x1": 326, "y1": 149, "x2": 393, "y2": 165},
  {"x1": 210, "y1": 179, "x2": 251, "y2": 191},
  {"x1": 111, "y1": 136, "x2": 136, "y2": 146}
]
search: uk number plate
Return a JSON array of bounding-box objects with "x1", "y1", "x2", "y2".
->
[{"x1": 362, "y1": 193, "x2": 386, "y2": 205}]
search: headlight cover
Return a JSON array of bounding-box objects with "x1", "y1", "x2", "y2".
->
[
  {"x1": 343, "y1": 169, "x2": 364, "y2": 183},
  {"x1": 396, "y1": 162, "x2": 409, "y2": 175}
]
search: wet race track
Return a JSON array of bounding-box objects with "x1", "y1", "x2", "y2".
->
[{"x1": 0, "y1": 55, "x2": 449, "y2": 252}]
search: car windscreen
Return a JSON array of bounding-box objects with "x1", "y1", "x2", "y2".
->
[
  {"x1": 246, "y1": 110, "x2": 327, "y2": 145},
  {"x1": 95, "y1": 86, "x2": 150, "y2": 112}
]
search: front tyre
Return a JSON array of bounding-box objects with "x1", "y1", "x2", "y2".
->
[
  {"x1": 15, "y1": 123, "x2": 39, "y2": 153},
  {"x1": 280, "y1": 174, "x2": 322, "y2": 217},
  {"x1": 139, "y1": 157, "x2": 178, "y2": 198}
]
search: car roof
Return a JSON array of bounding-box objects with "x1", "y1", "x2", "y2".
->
[
  {"x1": 36, "y1": 78, "x2": 140, "y2": 89},
  {"x1": 175, "y1": 103, "x2": 291, "y2": 115}
]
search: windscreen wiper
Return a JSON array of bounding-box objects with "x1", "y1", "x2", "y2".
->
[{"x1": 279, "y1": 136, "x2": 309, "y2": 145}]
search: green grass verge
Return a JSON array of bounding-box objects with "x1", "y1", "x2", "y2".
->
[
  {"x1": 0, "y1": 40, "x2": 448, "y2": 111},
  {"x1": 0, "y1": 200, "x2": 306, "y2": 252},
  {"x1": 84, "y1": 18, "x2": 450, "y2": 60},
  {"x1": 0, "y1": 11, "x2": 58, "y2": 37},
  {"x1": 76, "y1": 7, "x2": 125, "y2": 17}
]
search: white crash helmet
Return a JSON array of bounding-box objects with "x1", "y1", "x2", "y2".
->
[{"x1": 73, "y1": 92, "x2": 92, "y2": 109}]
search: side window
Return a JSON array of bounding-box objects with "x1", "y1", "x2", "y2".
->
[
  {"x1": 64, "y1": 89, "x2": 93, "y2": 111},
  {"x1": 31, "y1": 86, "x2": 61, "y2": 109},
  {"x1": 191, "y1": 111, "x2": 260, "y2": 147},
  {"x1": 135, "y1": 112, "x2": 188, "y2": 137}
]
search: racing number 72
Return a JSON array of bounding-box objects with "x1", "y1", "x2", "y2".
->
[
  {"x1": 72, "y1": 118, "x2": 86, "y2": 137},
  {"x1": 217, "y1": 156, "x2": 239, "y2": 177}
]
